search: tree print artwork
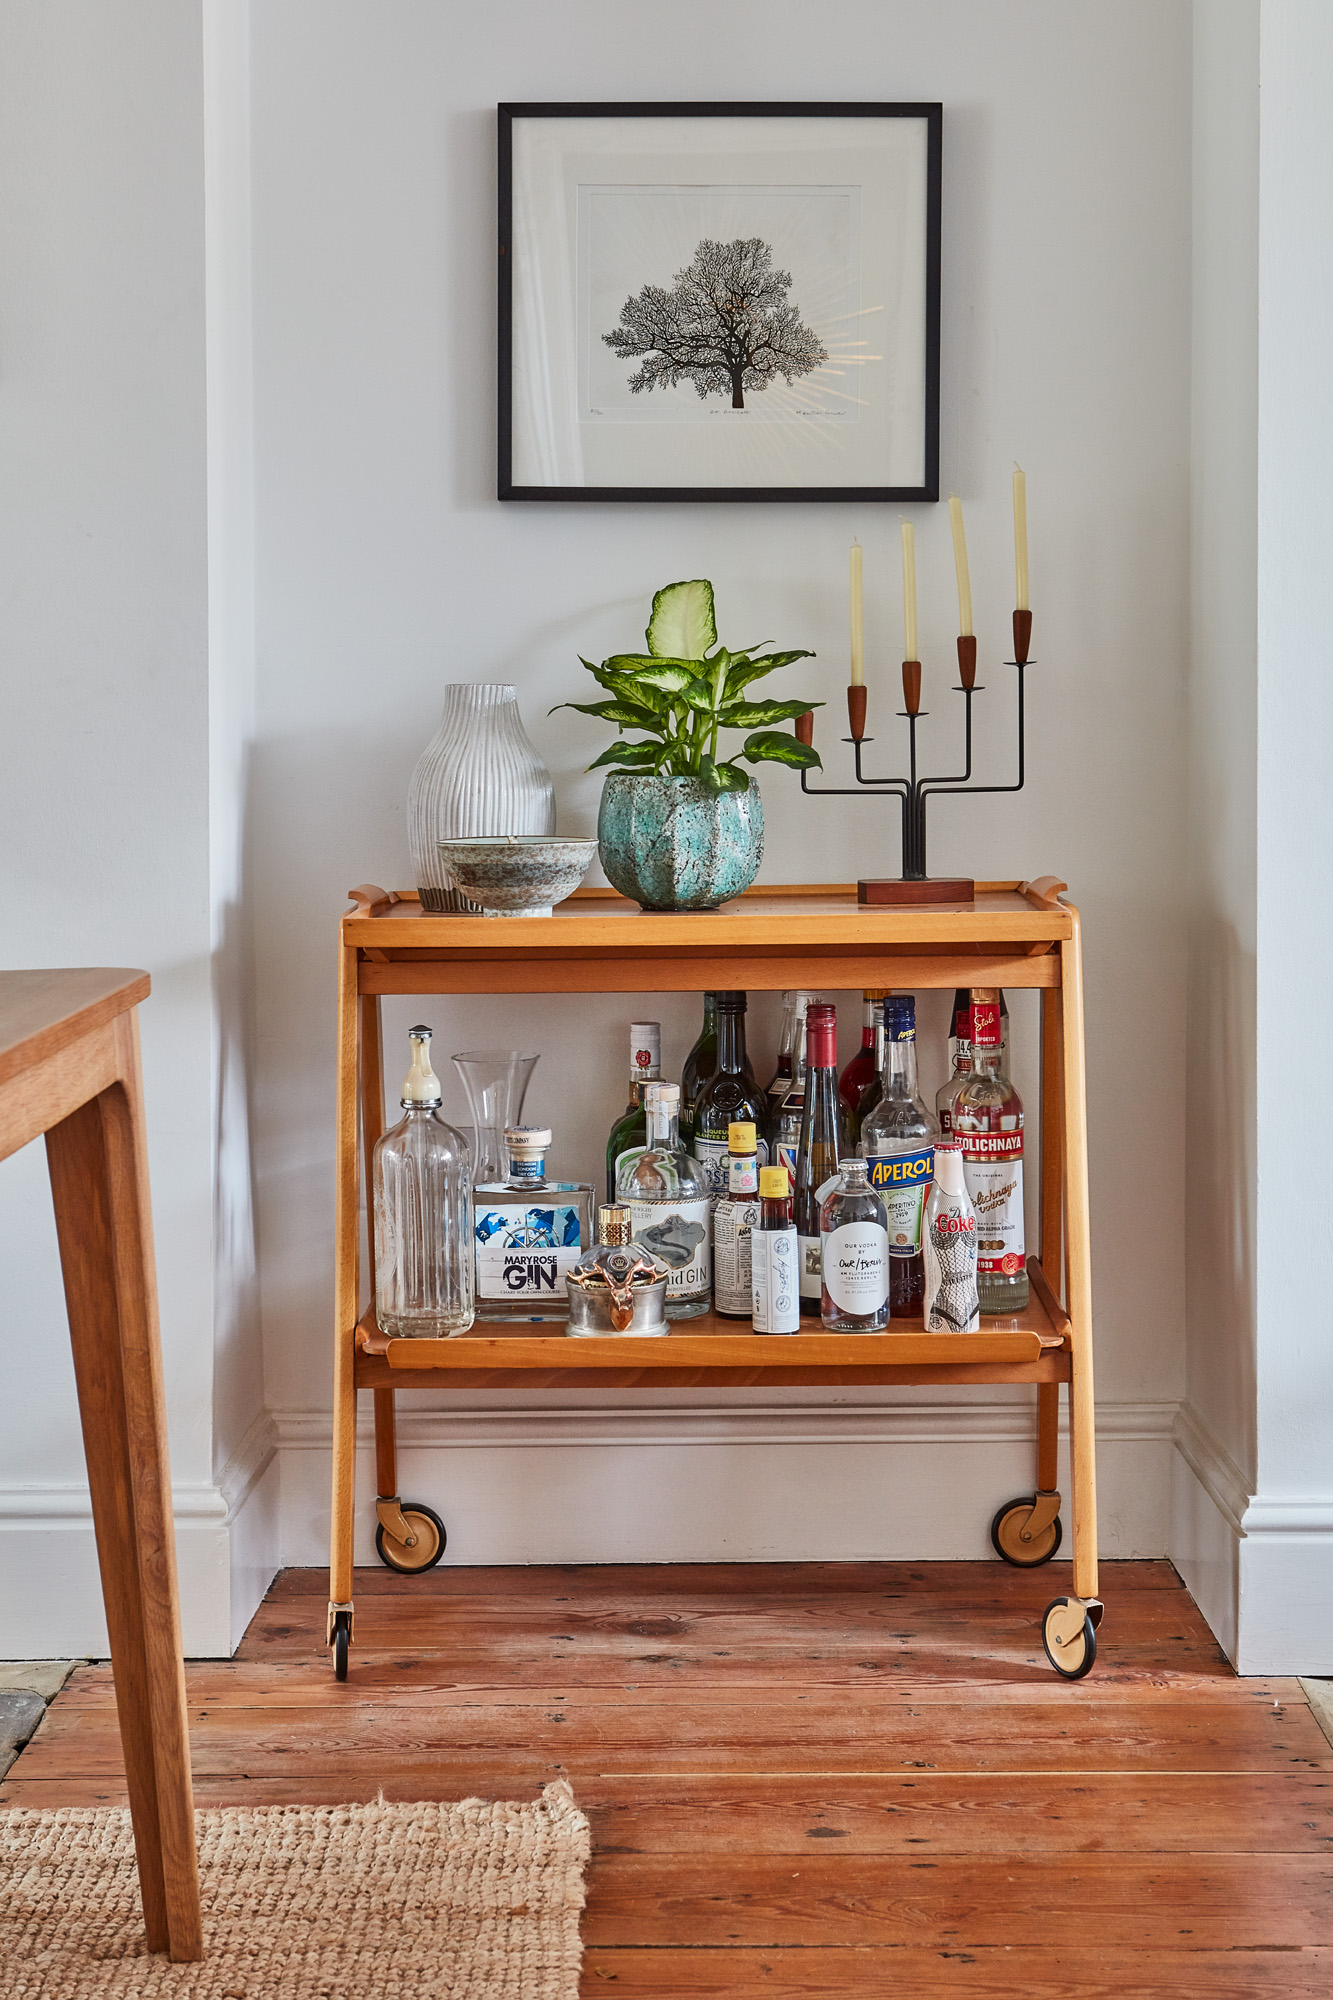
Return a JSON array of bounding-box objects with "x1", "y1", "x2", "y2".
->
[{"x1": 603, "y1": 237, "x2": 827, "y2": 411}]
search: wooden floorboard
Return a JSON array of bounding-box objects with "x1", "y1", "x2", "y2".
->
[{"x1": 5, "y1": 1557, "x2": 1331, "y2": 1996}]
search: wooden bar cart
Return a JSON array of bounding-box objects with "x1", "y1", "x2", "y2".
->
[{"x1": 329, "y1": 876, "x2": 1101, "y2": 1681}]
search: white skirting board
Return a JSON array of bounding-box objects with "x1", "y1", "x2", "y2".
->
[
  {"x1": 1172, "y1": 1398, "x2": 1333, "y2": 1673},
  {"x1": 0, "y1": 1416, "x2": 279, "y2": 1661}
]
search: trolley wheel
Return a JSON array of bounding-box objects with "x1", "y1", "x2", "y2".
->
[
  {"x1": 331, "y1": 1611, "x2": 350, "y2": 1683},
  {"x1": 375, "y1": 1502, "x2": 446, "y2": 1574},
  {"x1": 991, "y1": 1495, "x2": 1063, "y2": 1567},
  {"x1": 1042, "y1": 1596, "x2": 1097, "y2": 1680}
]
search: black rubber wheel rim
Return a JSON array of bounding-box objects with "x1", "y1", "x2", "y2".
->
[
  {"x1": 375, "y1": 1502, "x2": 447, "y2": 1573},
  {"x1": 1042, "y1": 1598, "x2": 1097, "y2": 1680},
  {"x1": 990, "y1": 1497, "x2": 1063, "y2": 1568},
  {"x1": 333, "y1": 1620, "x2": 349, "y2": 1682}
]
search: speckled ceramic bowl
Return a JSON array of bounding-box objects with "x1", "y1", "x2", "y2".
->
[{"x1": 436, "y1": 835, "x2": 596, "y2": 917}]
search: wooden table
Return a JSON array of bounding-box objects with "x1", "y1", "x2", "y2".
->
[
  {"x1": 0, "y1": 971, "x2": 201, "y2": 1961},
  {"x1": 330, "y1": 878, "x2": 1102, "y2": 1683}
]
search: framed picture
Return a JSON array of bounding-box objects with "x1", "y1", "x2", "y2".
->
[{"x1": 498, "y1": 102, "x2": 942, "y2": 503}]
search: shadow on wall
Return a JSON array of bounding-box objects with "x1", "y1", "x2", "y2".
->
[{"x1": 1184, "y1": 909, "x2": 1256, "y2": 1486}]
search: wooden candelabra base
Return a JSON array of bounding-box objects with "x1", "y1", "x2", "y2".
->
[{"x1": 858, "y1": 876, "x2": 976, "y2": 907}]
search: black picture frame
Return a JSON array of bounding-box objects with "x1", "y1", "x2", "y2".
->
[{"x1": 498, "y1": 101, "x2": 941, "y2": 504}]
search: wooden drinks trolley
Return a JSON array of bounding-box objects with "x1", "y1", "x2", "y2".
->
[{"x1": 329, "y1": 876, "x2": 1101, "y2": 1682}]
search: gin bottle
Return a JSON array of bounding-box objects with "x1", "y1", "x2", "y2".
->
[
  {"x1": 604, "y1": 1020, "x2": 661, "y2": 1200},
  {"x1": 373, "y1": 1026, "x2": 475, "y2": 1337},
  {"x1": 617, "y1": 1082, "x2": 712, "y2": 1318},
  {"x1": 692, "y1": 992, "x2": 769, "y2": 1194},
  {"x1": 953, "y1": 988, "x2": 1028, "y2": 1314},
  {"x1": 472, "y1": 1125, "x2": 593, "y2": 1321},
  {"x1": 820, "y1": 1157, "x2": 890, "y2": 1331},
  {"x1": 861, "y1": 994, "x2": 938, "y2": 1319}
]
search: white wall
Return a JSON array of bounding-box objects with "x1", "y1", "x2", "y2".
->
[
  {"x1": 0, "y1": 0, "x2": 271, "y2": 1657},
  {"x1": 250, "y1": 1, "x2": 1193, "y2": 1571}
]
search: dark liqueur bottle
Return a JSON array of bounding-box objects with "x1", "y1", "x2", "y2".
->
[
  {"x1": 793, "y1": 1002, "x2": 841, "y2": 1317},
  {"x1": 690, "y1": 992, "x2": 769, "y2": 1194},
  {"x1": 839, "y1": 988, "x2": 888, "y2": 1119},
  {"x1": 679, "y1": 993, "x2": 717, "y2": 1151}
]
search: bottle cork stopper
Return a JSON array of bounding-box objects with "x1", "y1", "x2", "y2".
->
[
  {"x1": 728, "y1": 1121, "x2": 757, "y2": 1152},
  {"x1": 759, "y1": 1166, "x2": 790, "y2": 1199},
  {"x1": 599, "y1": 1206, "x2": 631, "y2": 1246},
  {"x1": 401, "y1": 1026, "x2": 442, "y2": 1105}
]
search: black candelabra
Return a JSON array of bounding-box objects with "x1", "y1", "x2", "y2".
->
[{"x1": 796, "y1": 611, "x2": 1034, "y2": 906}]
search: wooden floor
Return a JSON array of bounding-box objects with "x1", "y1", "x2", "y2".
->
[{"x1": 5, "y1": 1559, "x2": 1333, "y2": 1994}]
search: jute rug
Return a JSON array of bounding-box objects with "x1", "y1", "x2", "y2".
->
[{"x1": 0, "y1": 1783, "x2": 589, "y2": 1998}]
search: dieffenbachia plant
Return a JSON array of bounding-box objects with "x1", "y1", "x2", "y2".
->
[{"x1": 555, "y1": 578, "x2": 823, "y2": 792}]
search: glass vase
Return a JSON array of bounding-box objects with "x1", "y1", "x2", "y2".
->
[
  {"x1": 451, "y1": 1049, "x2": 539, "y2": 1186},
  {"x1": 408, "y1": 683, "x2": 556, "y2": 912}
]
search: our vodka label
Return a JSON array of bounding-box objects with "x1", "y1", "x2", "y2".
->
[{"x1": 822, "y1": 1221, "x2": 889, "y2": 1316}]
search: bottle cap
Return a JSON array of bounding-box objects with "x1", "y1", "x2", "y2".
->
[
  {"x1": 648, "y1": 1080, "x2": 680, "y2": 1106},
  {"x1": 401, "y1": 1026, "x2": 442, "y2": 1105},
  {"x1": 935, "y1": 1137, "x2": 961, "y2": 1151},
  {"x1": 759, "y1": 1165, "x2": 790, "y2": 1198},
  {"x1": 883, "y1": 993, "x2": 916, "y2": 1037},
  {"x1": 806, "y1": 1002, "x2": 837, "y2": 1068},
  {"x1": 863, "y1": 987, "x2": 889, "y2": 1002},
  {"x1": 599, "y1": 1205, "x2": 631, "y2": 1246},
  {"x1": 969, "y1": 988, "x2": 1001, "y2": 1051},
  {"x1": 505, "y1": 1125, "x2": 552, "y2": 1151},
  {"x1": 630, "y1": 1023, "x2": 661, "y2": 1074},
  {"x1": 715, "y1": 990, "x2": 747, "y2": 1012},
  {"x1": 728, "y1": 1121, "x2": 757, "y2": 1152}
]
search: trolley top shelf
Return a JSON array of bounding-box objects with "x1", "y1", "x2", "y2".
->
[{"x1": 343, "y1": 877, "x2": 1077, "y2": 997}]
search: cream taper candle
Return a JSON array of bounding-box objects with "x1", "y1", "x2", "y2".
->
[
  {"x1": 948, "y1": 496, "x2": 973, "y2": 638},
  {"x1": 901, "y1": 520, "x2": 918, "y2": 662},
  {"x1": 849, "y1": 540, "x2": 864, "y2": 686},
  {"x1": 1013, "y1": 465, "x2": 1029, "y2": 612}
]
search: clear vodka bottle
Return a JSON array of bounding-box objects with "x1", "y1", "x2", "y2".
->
[
  {"x1": 616, "y1": 1081, "x2": 712, "y2": 1318},
  {"x1": 373, "y1": 1026, "x2": 475, "y2": 1337},
  {"x1": 953, "y1": 988, "x2": 1028, "y2": 1314},
  {"x1": 820, "y1": 1156, "x2": 890, "y2": 1331}
]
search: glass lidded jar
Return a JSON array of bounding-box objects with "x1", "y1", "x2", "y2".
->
[{"x1": 374, "y1": 1026, "x2": 475, "y2": 1337}]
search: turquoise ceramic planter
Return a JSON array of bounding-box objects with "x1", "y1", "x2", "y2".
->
[{"x1": 598, "y1": 774, "x2": 765, "y2": 912}]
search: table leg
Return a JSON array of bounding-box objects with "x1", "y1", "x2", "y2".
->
[
  {"x1": 1060, "y1": 918, "x2": 1098, "y2": 1605},
  {"x1": 44, "y1": 1015, "x2": 202, "y2": 1962},
  {"x1": 330, "y1": 941, "x2": 360, "y2": 1657}
]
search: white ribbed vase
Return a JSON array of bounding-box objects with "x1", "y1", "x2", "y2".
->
[{"x1": 407, "y1": 684, "x2": 556, "y2": 912}]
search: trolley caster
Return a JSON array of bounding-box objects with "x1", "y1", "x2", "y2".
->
[
  {"x1": 374, "y1": 1498, "x2": 446, "y2": 1574},
  {"x1": 991, "y1": 1491, "x2": 1063, "y2": 1566},
  {"x1": 329, "y1": 1608, "x2": 351, "y2": 1683},
  {"x1": 1042, "y1": 1595, "x2": 1103, "y2": 1680}
]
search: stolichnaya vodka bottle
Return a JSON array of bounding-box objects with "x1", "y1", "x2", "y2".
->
[
  {"x1": 953, "y1": 988, "x2": 1028, "y2": 1314},
  {"x1": 373, "y1": 1026, "x2": 475, "y2": 1336},
  {"x1": 616, "y1": 1082, "x2": 712, "y2": 1318},
  {"x1": 820, "y1": 1156, "x2": 890, "y2": 1331},
  {"x1": 922, "y1": 1140, "x2": 980, "y2": 1332}
]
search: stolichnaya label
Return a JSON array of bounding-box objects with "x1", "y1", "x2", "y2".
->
[
  {"x1": 475, "y1": 1198, "x2": 583, "y2": 1301},
  {"x1": 821, "y1": 1220, "x2": 889, "y2": 1315},
  {"x1": 713, "y1": 1197, "x2": 760, "y2": 1314},
  {"x1": 752, "y1": 1227, "x2": 800, "y2": 1334},
  {"x1": 959, "y1": 1131, "x2": 1025, "y2": 1275},
  {"x1": 865, "y1": 1144, "x2": 934, "y2": 1259},
  {"x1": 624, "y1": 1197, "x2": 711, "y2": 1299}
]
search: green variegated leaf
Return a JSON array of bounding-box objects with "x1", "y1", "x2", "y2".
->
[
  {"x1": 605, "y1": 659, "x2": 698, "y2": 696},
  {"x1": 586, "y1": 739, "x2": 659, "y2": 772},
  {"x1": 717, "y1": 697, "x2": 824, "y2": 729},
  {"x1": 646, "y1": 579, "x2": 716, "y2": 660},
  {"x1": 677, "y1": 673, "x2": 716, "y2": 714},
  {"x1": 712, "y1": 761, "x2": 752, "y2": 792},
  {"x1": 551, "y1": 698, "x2": 660, "y2": 730},
  {"x1": 740, "y1": 730, "x2": 823, "y2": 771},
  {"x1": 724, "y1": 649, "x2": 817, "y2": 699}
]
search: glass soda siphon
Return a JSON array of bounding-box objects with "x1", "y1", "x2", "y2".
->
[
  {"x1": 373, "y1": 1026, "x2": 475, "y2": 1337},
  {"x1": 861, "y1": 994, "x2": 939, "y2": 1318}
]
